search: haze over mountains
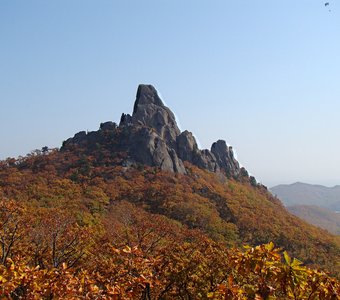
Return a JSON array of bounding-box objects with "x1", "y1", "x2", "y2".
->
[
  {"x1": 287, "y1": 205, "x2": 340, "y2": 235},
  {"x1": 271, "y1": 182, "x2": 340, "y2": 235},
  {"x1": 271, "y1": 182, "x2": 340, "y2": 211}
]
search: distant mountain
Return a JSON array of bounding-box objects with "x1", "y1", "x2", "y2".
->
[
  {"x1": 271, "y1": 182, "x2": 340, "y2": 211},
  {"x1": 287, "y1": 205, "x2": 340, "y2": 235}
]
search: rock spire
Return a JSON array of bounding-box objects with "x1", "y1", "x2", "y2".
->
[{"x1": 62, "y1": 84, "x2": 251, "y2": 181}]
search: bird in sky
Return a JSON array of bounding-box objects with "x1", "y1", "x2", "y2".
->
[{"x1": 325, "y1": 2, "x2": 330, "y2": 6}]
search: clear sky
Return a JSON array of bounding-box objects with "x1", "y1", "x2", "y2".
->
[{"x1": 1, "y1": 1, "x2": 340, "y2": 187}]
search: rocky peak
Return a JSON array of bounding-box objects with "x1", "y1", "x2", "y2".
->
[
  {"x1": 133, "y1": 84, "x2": 165, "y2": 114},
  {"x1": 121, "y1": 84, "x2": 180, "y2": 147},
  {"x1": 62, "y1": 84, "x2": 253, "y2": 182}
]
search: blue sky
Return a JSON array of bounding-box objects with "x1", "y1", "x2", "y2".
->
[{"x1": 1, "y1": 1, "x2": 340, "y2": 187}]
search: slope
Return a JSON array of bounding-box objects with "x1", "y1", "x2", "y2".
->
[
  {"x1": 1, "y1": 84, "x2": 340, "y2": 278},
  {"x1": 287, "y1": 205, "x2": 340, "y2": 235}
]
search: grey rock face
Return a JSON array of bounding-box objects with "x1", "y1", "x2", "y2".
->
[
  {"x1": 62, "y1": 84, "x2": 251, "y2": 180},
  {"x1": 195, "y1": 150, "x2": 219, "y2": 173},
  {"x1": 133, "y1": 85, "x2": 164, "y2": 111},
  {"x1": 129, "y1": 84, "x2": 180, "y2": 147},
  {"x1": 176, "y1": 131, "x2": 219, "y2": 172},
  {"x1": 100, "y1": 121, "x2": 117, "y2": 131},
  {"x1": 129, "y1": 128, "x2": 171, "y2": 169},
  {"x1": 127, "y1": 127, "x2": 186, "y2": 174},
  {"x1": 168, "y1": 148, "x2": 186, "y2": 174},
  {"x1": 62, "y1": 131, "x2": 87, "y2": 148},
  {"x1": 119, "y1": 114, "x2": 132, "y2": 127},
  {"x1": 176, "y1": 131, "x2": 198, "y2": 162},
  {"x1": 119, "y1": 84, "x2": 186, "y2": 173},
  {"x1": 211, "y1": 140, "x2": 240, "y2": 177}
]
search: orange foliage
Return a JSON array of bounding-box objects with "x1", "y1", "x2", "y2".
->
[{"x1": 0, "y1": 150, "x2": 339, "y2": 298}]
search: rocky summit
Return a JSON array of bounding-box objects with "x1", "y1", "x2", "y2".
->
[{"x1": 62, "y1": 84, "x2": 252, "y2": 181}]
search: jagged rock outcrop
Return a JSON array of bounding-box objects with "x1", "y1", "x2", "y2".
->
[
  {"x1": 120, "y1": 84, "x2": 180, "y2": 148},
  {"x1": 100, "y1": 121, "x2": 117, "y2": 131},
  {"x1": 195, "y1": 150, "x2": 220, "y2": 173},
  {"x1": 126, "y1": 127, "x2": 186, "y2": 173},
  {"x1": 211, "y1": 140, "x2": 241, "y2": 177},
  {"x1": 62, "y1": 84, "x2": 252, "y2": 180},
  {"x1": 176, "y1": 131, "x2": 219, "y2": 172},
  {"x1": 176, "y1": 131, "x2": 198, "y2": 162},
  {"x1": 118, "y1": 84, "x2": 185, "y2": 173}
]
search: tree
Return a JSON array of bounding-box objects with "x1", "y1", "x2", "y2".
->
[{"x1": 0, "y1": 200, "x2": 27, "y2": 265}]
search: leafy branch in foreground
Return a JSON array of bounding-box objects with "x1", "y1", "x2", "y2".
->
[{"x1": 1, "y1": 239, "x2": 338, "y2": 299}]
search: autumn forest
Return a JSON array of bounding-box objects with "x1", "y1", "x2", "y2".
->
[{"x1": 0, "y1": 138, "x2": 339, "y2": 299}]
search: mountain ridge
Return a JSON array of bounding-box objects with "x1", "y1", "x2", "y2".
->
[
  {"x1": 271, "y1": 181, "x2": 340, "y2": 211},
  {"x1": 1, "y1": 85, "x2": 340, "y2": 295},
  {"x1": 62, "y1": 84, "x2": 256, "y2": 185}
]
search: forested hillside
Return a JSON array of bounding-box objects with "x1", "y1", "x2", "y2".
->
[
  {"x1": 287, "y1": 205, "x2": 340, "y2": 235},
  {"x1": 0, "y1": 147, "x2": 339, "y2": 299},
  {"x1": 0, "y1": 85, "x2": 339, "y2": 298}
]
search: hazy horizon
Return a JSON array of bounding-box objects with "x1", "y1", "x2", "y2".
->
[{"x1": 1, "y1": 1, "x2": 340, "y2": 187}]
